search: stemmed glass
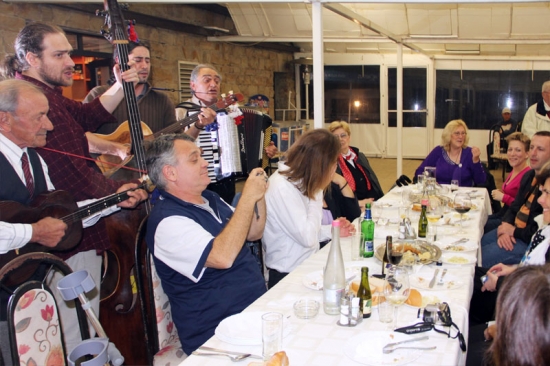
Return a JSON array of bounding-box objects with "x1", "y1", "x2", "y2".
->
[
  {"x1": 383, "y1": 266, "x2": 410, "y2": 330},
  {"x1": 387, "y1": 242, "x2": 404, "y2": 269},
  {"x1": 453, "y1": 193, "x2": 472, "y2": 234}
]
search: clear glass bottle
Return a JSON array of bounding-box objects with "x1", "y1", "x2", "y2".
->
[
  {"x1": 361, "y1": 204, "x2": 375, "y2": 258},
  {"x1": 323, "y1": 220, "x2": 346, "y2": 315},
  {"x1": 382, "y1": 235, "x2": 392, "y2": 275},
  {"x1": 357, "y1": 267, "x2": 372, "y2": 318},
  {"x1": 418, "y1": 198, "x2": 429, "y2": 238}
]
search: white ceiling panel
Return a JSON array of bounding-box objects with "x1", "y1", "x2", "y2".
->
[{"x1": 220, "y1": 1, "x2": 550, "y2": 57}]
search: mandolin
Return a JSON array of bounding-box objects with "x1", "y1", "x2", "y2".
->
[
  {"x1": 0, "y1": 184, "x2": 145, "y2": 268},
  {"x1": 92, "y1": 93, "x2": 244, "y2": 174}
]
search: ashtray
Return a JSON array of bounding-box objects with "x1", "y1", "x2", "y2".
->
[{"x1": 293, "y1": 299, "x2": 320, "y2": 319}]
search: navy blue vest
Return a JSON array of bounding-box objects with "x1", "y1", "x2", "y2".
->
[{"x1": 0, "y1": 149, "x2": 49, "y2": 205}]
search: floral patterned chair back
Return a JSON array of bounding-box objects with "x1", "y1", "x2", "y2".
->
[
  {"x1": 135, "y1": 216, "x2": 186, "y2": 365},
  {"x1": 8, "y1": 281, "x2": 66, "y2": 365},
  {"x1": 0, "y1": 253, "x2": 90, "y2": 365}
]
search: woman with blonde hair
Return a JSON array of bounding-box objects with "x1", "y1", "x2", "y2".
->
[
  {"x1": 263, "y1": 129, "x2": 355, "y2": 288},
  {"x1": 415, "y1": 119, "x2": 486, "y2": 186},
  {"x1": 328, "y1": 121, "x2": 384, "y2": 208}
]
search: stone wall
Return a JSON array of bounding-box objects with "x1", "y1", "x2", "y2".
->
[{"x1": 0, "y1": 2, "x2": 295, "y2": 117}]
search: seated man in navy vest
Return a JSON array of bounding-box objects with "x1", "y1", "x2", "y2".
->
[{"x1": 145, "y1": 133, "x2": 267, "y2": 355}]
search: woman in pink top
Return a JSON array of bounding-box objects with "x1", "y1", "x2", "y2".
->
[{"x1": 485, "y1": 132, "x2": 531, "y2": 233}]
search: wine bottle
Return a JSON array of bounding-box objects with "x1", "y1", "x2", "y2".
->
[
  {"x1": 361, "y1": 204, "x2": 375, "y2": 258},
  {"x1": 382, "y1": 235, "x2": 391, "y2": 275},
  {"x1": 418, "y1": 198, "x2": 429, "y2": 238},
  {"x1": 323, "y1": 220, "x2": 346, "y2": 315},
  {"x1": 357, "y1": 267, "x2": 372, "y2": 318}
]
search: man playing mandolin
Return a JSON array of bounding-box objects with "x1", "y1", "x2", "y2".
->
[
  {"x1": 0, "y1": 79, "x2": 147, "y2": 362},
  {"x1": 1, "y1": 22, "x2": 149, "y2": 354}
]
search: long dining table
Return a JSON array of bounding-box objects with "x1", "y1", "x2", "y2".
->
[{"x1": 179, "y1": 185, "x2": 491, "y2": 366}]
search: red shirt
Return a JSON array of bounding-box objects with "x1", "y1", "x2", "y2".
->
[{"x1": 16, "y1": 73, "x2": 136, "y2": 258}]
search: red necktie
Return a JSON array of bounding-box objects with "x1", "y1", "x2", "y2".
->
[
  {"x1": 21, "y1": 153, "x2": 34, "y2": 196},
  {"x1": 345, "y1": 154, "x2": 354, "y2": 162}
]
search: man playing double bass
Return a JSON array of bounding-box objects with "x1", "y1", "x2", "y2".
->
[
  {"x1": 0, "y1": 22, "x2": 150, "y2": 354},
  {"x1": 0, "y1": 79, "x2": 147, "y2": 362},
  {"x1": 83, "y1": 41, "x2": 216, "y2": 160}
]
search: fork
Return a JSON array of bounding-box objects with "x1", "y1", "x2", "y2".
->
[
  {"x1": 437, "y1": 268, "x2": 448, "y2": 286},
  {"x1": 192, "y1": 351, "x2": 254, "y2": 362},
  {"x1": 383, "y1": 346, "x2": 437, "y2": 354}
]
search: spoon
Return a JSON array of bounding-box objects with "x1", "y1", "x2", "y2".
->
[{"x1": 192, "y1": 351, "x2": 253, "y2": 362}]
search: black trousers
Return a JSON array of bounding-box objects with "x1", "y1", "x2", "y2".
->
[{"x1": 469, "y1": 267, "x2": 499, "y2": 326}]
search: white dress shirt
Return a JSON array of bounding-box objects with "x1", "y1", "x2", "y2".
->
[
  {"x1": 0, "y1": 133, "x2": 119, "y2": 254},
  {"x1": 263, "y1": 161, "x2": 332, "y2": 273}
]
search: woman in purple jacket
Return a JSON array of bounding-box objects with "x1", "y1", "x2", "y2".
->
[{"x1": 415, "y1": 119, "x2": 486, "y2": 187}]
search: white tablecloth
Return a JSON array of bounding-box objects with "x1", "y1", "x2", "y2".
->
[{"x1": 179, "y1": 186, "x2": 490, "y2": 366}]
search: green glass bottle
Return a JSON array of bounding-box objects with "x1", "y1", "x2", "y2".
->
[
  {"x1": 357, "y1": 267, "x2": 372, "y2": 318},
  {"x1": 418, "y1": 198, "x2": 429, "y2": 238},
  {"x1": 361, "y1": 204, "x2": 374, "y2": 258}
]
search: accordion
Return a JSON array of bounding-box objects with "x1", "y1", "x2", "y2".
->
[{"x1": 197, "y1": 108, "x2": 272, "y2": 183}]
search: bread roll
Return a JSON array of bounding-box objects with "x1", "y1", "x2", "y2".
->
[
  {"x1": 248, "y1": 351, "x2": 289, "y2": 366},
  {"x1": 405, "y1": 288, "x2": 422, "y2": 307},
  {"x1": 350, "y1": 276, "x2": 385, "y2": 295}
]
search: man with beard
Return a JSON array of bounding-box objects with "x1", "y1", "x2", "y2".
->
[
  {"x1": 0, "y1": 22, "x2": 149, "y2": 353},
  {"x1": 83, "y1": 42, "x2": 215, "y2": 159}
]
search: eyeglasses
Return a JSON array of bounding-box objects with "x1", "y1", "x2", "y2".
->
[
  {"x1": 452, "y1": 131, "x2": 466, "y2": 136},
  {"x1": 334, "y1": 133, "x2": 349, "y2": 139}
]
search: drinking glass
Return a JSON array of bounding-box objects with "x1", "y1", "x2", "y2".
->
[
  {"x1": 371, "y1": 203, "x2": 381, "y2": 224},
  {"x1": 387, "y1": 242, "x2": 404, "y2": 268},
  {"x1": 453, "y1": 193, "x2": 472, "y2": 234},
  {"x1": 401, "y1": 187, "x2": 411, "y2": 208},
  {"x1": 383, "y1": 267, "x2": 410, "y2": 330},
  {"x1": 417, "y1": 174, "x2": 426, "y2": 191},
  {"x1": 426, "y1": 225, "x2": 437, "y2": 244},
  {"x1": 426, "y1": 202, "x2": 442, "y2": 226},
  {"x1": 424, "y1": 166, "x2": 436, "y2": 180},
  {"x1": 378, "y1": 205, "x2": 389, "y2": 226},
  {"x1": 450, "y1": 179, "x2": 459, "y2": 192},
  {"x1": 262, "y1": 312, "x2": 283, "y2": 360}
]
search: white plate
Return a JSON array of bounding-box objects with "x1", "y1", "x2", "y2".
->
[
  {"x1": 302, "y1": 261, "x2": 378, "y2": 290},
  {"x1": 344, "y1": 331, "x2": 424, "y2": 365},
  {"x1": 410, "y1": 273, "x2": 465, "y2": 291},
  {"x1": 440, "y1": 253, "x2": 477, "y2": 265},
  {"x1": 215, "y1": 311, "x2": 292, "y2": 346}
]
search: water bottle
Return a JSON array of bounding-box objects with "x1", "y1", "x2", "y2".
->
[
  {"x1": 361, "y1": 204, "x2": 375, "y2": 258},
  {"x1": 323, "y1": 220, "x2": 345, "y2": 315}
]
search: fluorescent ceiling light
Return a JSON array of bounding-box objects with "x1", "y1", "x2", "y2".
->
[{"x1": 445, "y1": 50, "x2": 480, "y2": 55}]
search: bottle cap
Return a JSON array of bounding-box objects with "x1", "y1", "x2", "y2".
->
[
  {"x1": 421, "y1": 199, "x2": 429, "y2": 206},
  {"x1": 332, "y1": 220, "x2": 341, "y2": 227}
]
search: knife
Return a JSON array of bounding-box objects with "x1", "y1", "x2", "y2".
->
[
  {"x1": 198, "y1": 346, "x2": 263, "y2": 359},
  {"x1": 428, "y1": 269, "x2": 439, "y2": 288}
]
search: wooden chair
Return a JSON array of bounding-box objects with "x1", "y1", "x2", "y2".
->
[
  {"x1": 135, "y1": 216, "x2": 186, "y2": 365},
  {"x1": 0, "y1": 253, "x2": 89, "y2": 365}
]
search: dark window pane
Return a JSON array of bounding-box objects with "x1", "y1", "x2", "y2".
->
[
  {"x1": 323, "y1": 65, "x2": 380, "y2": 124},
  {"x1": 82, "y1": 35, "x2": 113, "y2": 54},
  {"x1": 435, "y1": 70, "x2": 550, "y2": 129},
  {"x1": 388, "y1": 68, "x2": 427, "y2": 111},
  {"x1": 388, "y1": 112, "x2": 426, "y2": 128}
]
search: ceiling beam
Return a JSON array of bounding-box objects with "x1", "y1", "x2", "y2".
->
[{"x1": 323, "y1": 3, "x2": 430, "y2": 57}]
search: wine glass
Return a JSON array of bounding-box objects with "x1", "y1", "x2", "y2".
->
[
  {"x1": 426, "y1": 202, "x2": 442, "y2": 227},
  {"x1": 383, "y1": 267, "x2": 410, "y2": 330},
  {"x1": 387, "y1": 242, "x2": 404, "y2": 269},
  {"x1": 453, "y1": 193, "x2": 472, "y2": 234}
]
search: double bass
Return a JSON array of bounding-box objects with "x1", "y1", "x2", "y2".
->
[{"x1": 96, "y1": 1, "x2": 151, "y2": 364}]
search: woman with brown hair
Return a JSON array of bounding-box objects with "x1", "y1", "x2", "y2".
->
[
  {"x1": 263, "y1": 129, "x2": 355, "y2": 288},
  {"x1": 487, "y1": 264, "x2": 550, "y2": 366}
]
